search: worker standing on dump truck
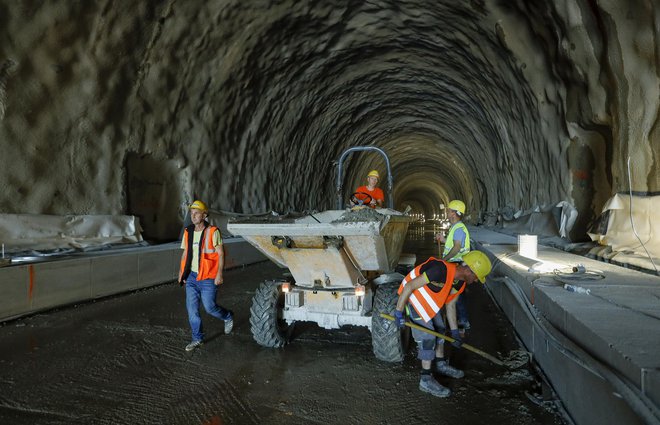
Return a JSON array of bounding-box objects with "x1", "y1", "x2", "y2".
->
[
  {"x1": 350, "y1": 170, "x2": 384, "y2": 208},
  {"x1": 394, "y1": 250, "x2": 492, "y2": 398},
  {"x1": 435, "y1": 200, "x2": 471, "y2": 330},
  {"x1": 179, "y1": 200, "x2": 233, "y2": 352}
]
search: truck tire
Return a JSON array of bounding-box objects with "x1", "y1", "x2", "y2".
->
[
  {"x1": 372, "y1": 284, "x2": 409, "y2": 362},
  {"x1": 250, "y1": 280, "x2": 289, "y2": 348}
]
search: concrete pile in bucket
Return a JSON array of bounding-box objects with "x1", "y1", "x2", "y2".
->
[{"x1": 332, "y1": 208, "x2": 387, "y2": 223}]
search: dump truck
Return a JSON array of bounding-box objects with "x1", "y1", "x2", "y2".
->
[{"x1": 227, "y1": 147, "x2": 413, "y2": 361}]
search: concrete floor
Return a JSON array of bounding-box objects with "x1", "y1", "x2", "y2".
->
[{"x1": 0, "y1": 234, "x2": 566, "y2": 425}]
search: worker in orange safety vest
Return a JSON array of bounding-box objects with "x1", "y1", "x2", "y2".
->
[
  {"x1": 350, "y1": 169, "x2": 385, "y2": 208},
  {"x1": 394, "y1": 250, "x2": 492, "y2": 397},
  {"x1": 179, "y1": 200, "x2": 233, "y2": 352}
]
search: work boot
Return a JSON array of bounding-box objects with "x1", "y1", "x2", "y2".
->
[
  {"x1": 419, "y1": 375, "x2": 451, "y2": 398},
  {"x1": 435, "y1": 360, "x2": 464, "y2": 379},
  {"x1": 224, "y1": 316, "x2": 234, "y2": 334},
  {"x1": 185, "y1": 340, "x2": 203, "y2": 352}
]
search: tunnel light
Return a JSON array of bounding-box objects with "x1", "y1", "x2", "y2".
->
[
  {"x1": 355, "y1": 285, "x2": 365, "y2": 297},
  {"x1": 281, "y1": 282, "x2": 291, "y2": 293},
  {"x1": 518, "y1": 234, "x2": 538, "y2": 259}
]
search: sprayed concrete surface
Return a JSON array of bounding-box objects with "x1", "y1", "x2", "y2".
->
[
  {"x1": 0, "y1": 230, "x2": 565, "y2": 425},
  {"x1": 1, "y1": 1, "x2": 659, "y2": 244}
]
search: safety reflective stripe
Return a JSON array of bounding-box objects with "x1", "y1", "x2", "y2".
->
[
  {"x1": 398, "y1": 258, "x2": 457, "y2": 323},
  {"x1": 417, "y1": 286, "x2": 441, "y2": 311},
  {"x1": 179, "y1": 225, "x2": 221, "y2": 282},
  {"x1": 197, "y1": 226, "x2": 221, "y2": 280},
  {"x1": 409, "y1": 294, "x2": 432, "y2": 322},
  {"x1": 201, "y1": 227, "x2": 216, "y2": 253},
  {"x1": 398, "y1": 259, "x2": 435, "y2": 292}
]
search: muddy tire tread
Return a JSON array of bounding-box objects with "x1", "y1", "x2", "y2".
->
[
  {"x1": 250, "y1": 281, "x2": 287, "y2": 348},
  {"x1": 372, "y1": 284, "x2": 406, "y2": 362}
]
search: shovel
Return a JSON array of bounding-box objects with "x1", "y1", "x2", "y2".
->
[{"x1": 380, "y1": 313, "x2": 505, "y2": 366}]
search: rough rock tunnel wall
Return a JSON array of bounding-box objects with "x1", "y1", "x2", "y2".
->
[{"x1": 0, "y1": 0, "x2": 658, "y2": 241}]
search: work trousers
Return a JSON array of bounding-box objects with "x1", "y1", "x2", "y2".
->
[{"x1": 185, "y1": 271, "x2": 232, "y2": 342}]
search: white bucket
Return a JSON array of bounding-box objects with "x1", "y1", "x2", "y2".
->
[{"x1": 518, "y1": 234, "x2": 538, "y2": 259}]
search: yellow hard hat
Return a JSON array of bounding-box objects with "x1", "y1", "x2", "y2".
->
[
  {"x1": 189, "y1": 200, "x2": 208, "y2": 212},
  {"x1": 367, "y1": 170, "x2": 380, "y2": 179},
  {"x1": 447, "y1": 200, "x2": 466, "y2": 215},
  {"x1": 463, "y1": 251, "x2": 492, "y2": 284}
]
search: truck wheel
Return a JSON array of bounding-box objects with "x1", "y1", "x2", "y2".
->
[
  {"x1": 250, "y1": 280, "x2": 289, "y2": 348},
  {"x1": 372, "y1": 284, "x2": 409, "y2": 362}
]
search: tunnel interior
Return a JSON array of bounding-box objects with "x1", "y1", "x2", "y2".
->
[{"x1": 0, "y1": 0, "x2": 659, "y2": 244}]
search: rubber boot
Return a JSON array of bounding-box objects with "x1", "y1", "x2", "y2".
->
[
  {"x1": 419, "y1": 374, "x2": 451, "y2": 398},
  {"x1": 435, "y1": 360, "x2": 464, "y2": 379}
]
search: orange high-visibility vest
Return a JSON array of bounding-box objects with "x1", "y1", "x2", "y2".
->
[
  {"x1": 397, "y1": 257, "x2": 465, "y2": 323},
  {"x1": 179, "y1": 225, "x2": 220, "y2": 282}
]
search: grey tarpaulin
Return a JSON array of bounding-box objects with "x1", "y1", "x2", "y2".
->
[
  {"x1": 588, "y1": 194, "x2": 659, "y2": 271},
  {"x1": 0, "y1": 214, "x2": 143, "y2": 253}
]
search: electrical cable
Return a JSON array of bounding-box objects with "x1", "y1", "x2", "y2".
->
[
  {"x1": 552, "y1": 267, "x2": 605, "y2": 281},
  {"x1": 550, "y1": 267, "x2": 660, "y2": 321},
  {"x1": 626, "y1": 156, "x2": 658, "y2": 274}
]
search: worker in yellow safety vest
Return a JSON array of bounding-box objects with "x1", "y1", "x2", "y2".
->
[
  {"x1": 394, "y1": 250, "x2": 492, "y2": 398},
  {"x1": 435, "y1": 200, "x2": 471, "y2": 330}
]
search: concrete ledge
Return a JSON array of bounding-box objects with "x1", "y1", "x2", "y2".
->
[
  {"x1": 0, "y1": 239, "x2": 266, "y2": 322},
  {"x1": 471, "y1": 226, "x2": 660, "y2": 425}
]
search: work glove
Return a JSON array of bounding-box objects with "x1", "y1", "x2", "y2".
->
[
  {"x1": 450, "y1": 329, "x2": 463, "y2": 348},
  {"x1": 394, "y1": 310, "x2": 405, "y2": 328}
]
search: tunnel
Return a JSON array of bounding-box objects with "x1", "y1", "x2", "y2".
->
[
  {"x1": 1, "y1": 1, "x2": 659, "y2": 424},
  {"x1": 1, "y1": 0, "x2": 658, "y2": 241}
]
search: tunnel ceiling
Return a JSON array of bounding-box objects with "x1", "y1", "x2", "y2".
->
[{"x1": 0, "y1": 0, "x2": 658, "y2": 240}]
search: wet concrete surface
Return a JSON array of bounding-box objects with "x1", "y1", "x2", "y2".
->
[{"x1": 0, "y1": 225, "x2": 566, "y2": 424}]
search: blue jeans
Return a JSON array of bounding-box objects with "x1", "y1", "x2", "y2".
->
[
  {"x1": 407, "y1": 304, "x2": 446, "y2": 361},
  {"x1": 185, "y1": 272, "x2": 232, "y2": 342}
]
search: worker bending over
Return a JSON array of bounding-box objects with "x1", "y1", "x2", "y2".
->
[{"x1": 394, "y1": 250, "x2": 492, "y2": 397}]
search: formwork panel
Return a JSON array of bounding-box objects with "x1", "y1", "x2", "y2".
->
[
  {"x1": 535, "y1": 289, "x2": 568, "y2": 334},
  {"x1": 91, "y1": 255, "x2": 139, "y2": 298},
  {"x1": 223, "y1": 239, "x2": 267, "y2": 270},
  {"x1": 543, "y1": 340, "x2": 643, "y2": 425},
  {"x1": 138, "y1": 249, "x2": 178, "y2": 288},
  {"x1": 0, "y1": 266, "x2": 30, "y2": 319},
  {"x1": 32, "y1": 259, "x2": 91, "y2": 310}
]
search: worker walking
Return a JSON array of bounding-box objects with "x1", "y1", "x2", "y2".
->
[
  {"x1": 350, "y1": 170, "x2": 385, "y2": 208},
  {"x1": 178, "y1": 200, "x2": 233, "y2": 352},
  {"x1": 394, "y1": 250, "x2": 492, "y2": 397},
  {"x1": 435, "y1": 200, "x2": 471, "y2": 329}
]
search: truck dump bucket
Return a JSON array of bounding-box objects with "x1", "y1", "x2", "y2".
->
[{"x1": 227, "y1": 208, "x2": 411, "y2": 289}]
